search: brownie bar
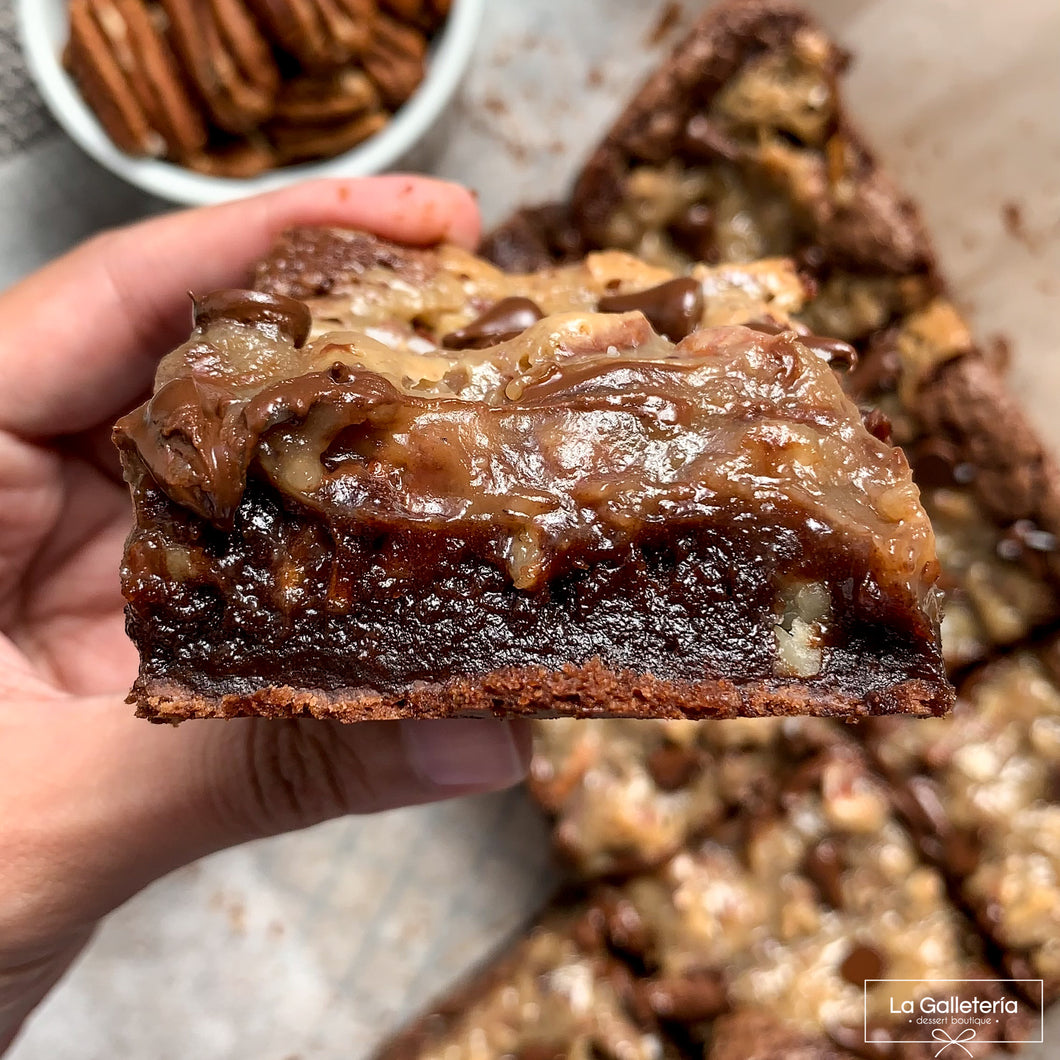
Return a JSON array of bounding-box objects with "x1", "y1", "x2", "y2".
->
[
  {"x1": 529, "y1": 715, "x2": 836, "y2": 878},
  {"x1": 371, "y1": 905, "x2": 682, "y2": 1060},
  {"x1": 483, "y1": 0, "x2": 1060, "y2": 671},
  {"x1": 849, "y1": 306, "x2": 1060, "y2": 670},
  {"x1": 115, "y1": 230, "x2": 950, "y2": 722},
  {"x1": 590, "y1": 736, "x2": 1029, "y2": 1056},
  {"x1": 864, "y1": 640, "x2": 1060, "y2": 1002}
]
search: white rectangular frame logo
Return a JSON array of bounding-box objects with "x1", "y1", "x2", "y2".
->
[{"x1": 865, "y1": 979, "x2": 1044, "y2": 1047}]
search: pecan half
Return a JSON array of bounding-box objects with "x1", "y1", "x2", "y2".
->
[{"x1": 64, "y1": 0, "x2": 206, "y2": 158}]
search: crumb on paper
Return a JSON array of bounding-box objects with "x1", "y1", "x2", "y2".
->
[
  {"x1": 647, "y1": 2, "x2": 684, "y2": 45},
  {"x1": 988, "y1": 333, "x2": 1012, "y2": 372},
  {"x1": 1002, "y1": 201, "x2": 1024, "y2": 237},
  {"x1": 1001, "y1": 199, "x2": 1038, "y2": 250},
  {"x1": 210, "y1": 889, "x2": 247, "y2": 935}
]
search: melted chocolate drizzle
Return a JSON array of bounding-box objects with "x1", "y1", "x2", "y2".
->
[
  {"x1": 441, "y1": 296, "x2": 545, "y2": 350},
  {"x1": 597, "y1": 277, "x2": 704, "y2": 341},
  {"x1": 193, "y1": 289, "x2": 311, "y2": 348}
]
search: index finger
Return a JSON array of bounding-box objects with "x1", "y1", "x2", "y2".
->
[{"x1": 0, "y1": 175, "x2": 481, "y2": 437}]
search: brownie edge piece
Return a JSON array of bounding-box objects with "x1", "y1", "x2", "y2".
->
[{"x1": 115, "y1": 228, "x2": 951, "y2": 723}]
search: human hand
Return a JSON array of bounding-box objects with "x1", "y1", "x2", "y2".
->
[{"x1": 0, "y1": 176, "x2": 529, "y2": 1051}]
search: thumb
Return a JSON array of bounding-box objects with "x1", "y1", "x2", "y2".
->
[{"x1": 3, "y1": 696, "x2": 529, "y2": 950}]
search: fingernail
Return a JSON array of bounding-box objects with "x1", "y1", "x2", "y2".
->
[{"x1": 401, "y1": 719, "x2": 527, "y2": 790}]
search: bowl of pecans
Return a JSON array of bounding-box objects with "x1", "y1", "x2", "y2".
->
[{"x1": 17, "y1": 0, "x2": 483, "y2": 205}]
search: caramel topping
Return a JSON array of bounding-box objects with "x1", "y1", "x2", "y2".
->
[
  {"x1": 116, "y1": 317, "x2": 938, "y2": 602},
  {"x1": 116, "y1": 235, "x2": 939, "y2": 608},
  {"x1": 193, "y1": 289, "x2": 312, "y2": 348},
  {"x1": 597, "y1": 278, "x2": 705, "y2": 341},
  {"x1": 441, "y1": 296, "x2": 545, "y2": 350}
]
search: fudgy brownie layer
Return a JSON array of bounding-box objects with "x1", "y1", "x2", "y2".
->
[{"x1": 128, "y1": 480, "x2": 947, "y2": 723}]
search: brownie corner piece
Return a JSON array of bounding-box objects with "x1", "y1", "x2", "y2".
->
[
  {"x1": 369, "y1": 903, "x2": 680, "y2": 1060},
  {"x1": 115, "y1": 229, "x2": 950, "y2": 723}
]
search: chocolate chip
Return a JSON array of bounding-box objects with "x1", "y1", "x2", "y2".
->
[
  {"x1": 635, "y1": 970, "x2": 727, "y2": 1022},
  {"x1": 799, "y1": 333, "x2": 858, "y2": 368},
  {"x1": 943, "y1": 828, "x2": 981, "y2": 878},
  {"x1": 784, "y1": 751, "x2": 832, "y2": 796},
  {"x1": 840, "y1": 943, "x2": 886, "y2": 986},
  {"x1": 861, "y1": 407, "x2": 893, "y2": 444},
  {"x1": 911, "y1": 438, "x2": 962, "y2": 489},
  {"x1": 570, "y1": 906, "x2": 606, "y2": 952},
  {"x1": 795, "y1": 244, "x2": 828, "y2": 274},
  {"x1": 646, "y1": 743, "x2": 702, "y2": 791},
  {"x1": 193, "y1": 289, "x2": 312, "y2": 348},
  {"x1": 1046, "y1": 765, "x2": 1060, "y2": 806},
  {"x1": 848, "y1": 334, "x2": 901, "y2": 397},
  {"x1": 440, "y1": 296, "x2": 545, "y2": 350},
  {"x1": 668, "y1": 202, "x2": 716, "y2": 262},
  {"x1": 597, "y1": 277, "x2": 704, "y2": 341},
  {"x1": 804, "y1": 838, "x2": 845, "y2": 908},
  {"x1": 997, "y1": 519, "x2": 1059, "y2": 562},
  {"x1": 745, "y1": 317, "x2": 786, "y2": 336},
  {"x1": 894, "y1": 775, "x2": 950, "y2": 838}
]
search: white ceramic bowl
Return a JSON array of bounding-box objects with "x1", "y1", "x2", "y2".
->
[{"x1": 17, "y1": 0, "x2": 483, "y2": 205}]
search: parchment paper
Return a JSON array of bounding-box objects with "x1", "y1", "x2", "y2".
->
[{"x1": 2, "y1": 1, "x2": 1058, "y2": 1056}]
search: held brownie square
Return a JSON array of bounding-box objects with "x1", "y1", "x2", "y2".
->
[{"x1": 113, "y1": 229, "x2": 951, "y2": 722}]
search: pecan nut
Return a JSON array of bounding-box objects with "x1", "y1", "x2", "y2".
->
[
  {"x1": 362, "y1": 12, "x2": 427, "y2": 110},
  {"x1": 273, "y1": 69, "x2": 380, "y2": 124},
  {"x1": 266, "y1": 110, "x2": 388, "y2": 165},
  {"x1": 159, "y1": 0, "x2": 280, "y2": 133},
  {"x1": 246, "y1": 0, "x2": 377, "y2": 71},
  {"x1": 63, "y1": 0, "x2": 206, "y2": 158}
]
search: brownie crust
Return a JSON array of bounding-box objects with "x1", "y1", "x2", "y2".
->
[{"x1": 133, "y1": 657, "x2": 947, "y2": 725}]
